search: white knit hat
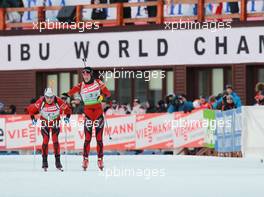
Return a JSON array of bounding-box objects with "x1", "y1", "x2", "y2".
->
[{"x1": 44, "y1": 88, "x2": 54, "y2": 97}]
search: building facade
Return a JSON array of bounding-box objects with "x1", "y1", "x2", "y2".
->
[{"x1": 0, "y1": 22, "x2": 263, "y2": 113}]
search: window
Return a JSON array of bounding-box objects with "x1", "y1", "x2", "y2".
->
[
  {"x1": 115, "y1": 69, "x2": 169, "y2": 106},
  {"x1": 259, "y1": 68, "x2": 264, "y2": 82},
  {"x1": 104, "y1": 73, "x2": 115, "y2": 99},
  {"x1": 117, "y1": 78, "x2": 131, "y2": 104},
  {"x1": 72, "y1": 74, "x2": 79, "y2": 86},
  {"x1": 47, "y1": 74, "x2": 58, "y2": 96},
  {"x1": 187, "y1": 67, "x2": 232, "y2": 100},
  {"x1": 59, "y1": 73, "x2": 70, "y2": 96},
  {"x1": 212, "y1": 68, "x2": 224, "y2": 95},
  {"x1": 38, "y1": 71, "x2": 78, "y2": 98},
  {"x1": 149, "y1": 70, "x2": 163, "y2": 106},
  {"x1": 135, "y1": 77, "x2": 148, "y2": 103},
  {"x1": 225, "y1": 68, "x2": 232, "y2": 86},
  {"x1": 166, "y1": 71, "x2": 173, "y2": 95},
  {"x1": 198, "y1": 70, "x2": 211, "y2": 97}
]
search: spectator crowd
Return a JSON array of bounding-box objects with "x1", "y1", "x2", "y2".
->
[
  {"x1": 104, "y1": 83, "x2": 264, "y2": 115},
  {"x1": 1, "y1": 82, "x2": 264, "y2": 115},
  {"x1": 0, "y1": 103, "x2": 16, "y2": 114},
  {"x1": 0, "y1": 0, "x2": 244, "y2": 25},
  {"x1": 65, "y1": 82, "x2": 264, "y2": 115}
]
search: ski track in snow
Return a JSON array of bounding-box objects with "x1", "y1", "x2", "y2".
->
[{"x1": 0, "y1": 155, "x2": 264, "y2": 197}]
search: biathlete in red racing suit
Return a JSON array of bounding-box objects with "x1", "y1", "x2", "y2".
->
[
  {"x1": 63, "y1": 67, "x2": 111, "y2": 171},
  {"x1": 26, "y1": 88, "x2": 72, "y2": 170}
]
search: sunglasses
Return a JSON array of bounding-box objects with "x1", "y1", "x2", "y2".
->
[
  {"x1": 82, "y1": 70, "x2": 91, "y2": 74},
  {"x1": 45, "y1": 96, "x2": 54, "y2": 99}
]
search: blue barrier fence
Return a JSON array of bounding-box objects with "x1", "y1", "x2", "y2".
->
[{"x1": 215, "y1": 108, "x2": 242, "y2": 153}]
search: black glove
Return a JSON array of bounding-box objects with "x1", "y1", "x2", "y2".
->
[
  {"x1": 30, "y1": 115, "x2": 36, "y2": 121},
  {"x1": 62, "y1": 92, "x2": 70, "y2": 98},
  {"x1": 31, "y1": 115, "x2": 37, "y2": 125}
]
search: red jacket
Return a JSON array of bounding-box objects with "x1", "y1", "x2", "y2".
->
[
  {"x1": 26, "y1": 96, "x2": 72, "y2": 122},
  {"x1": 67, "y1": 79, "x2": 111, "y2": 111}
]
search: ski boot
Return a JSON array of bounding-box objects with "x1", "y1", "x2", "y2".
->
[
  {"x1": 82, "y1": 157, "x2": 89, "y2": 171},
  {"x1": 97, "y1": 157, "x2": 104, "y2": 171},
  {"x1": 55, "y1": 155, "x2": 63, "y2": 171},
  {"x1": 42, "y1": 157, "x2": 48, "y2": 172}
]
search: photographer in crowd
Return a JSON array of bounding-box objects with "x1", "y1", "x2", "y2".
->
[
  {"x1": 167, "y1": 94, "x2": 193, "y2": 113},
  {"x1": 213, "y1": 84, "x2": 241, "y2": 110}
]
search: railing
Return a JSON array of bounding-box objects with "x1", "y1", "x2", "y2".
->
[{"x1": 0, "y1": 0, "x2": 263, "y2": 30}]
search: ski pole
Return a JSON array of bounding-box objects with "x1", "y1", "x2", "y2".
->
[
  {"x1": 33, "y1": 120, "x2": 37, "y2": 171},
  {"x1": 82, "y1": 58, "x2": 87, "y2": 67},
  {"x1": 104, "y1": 114, "x2": 112, "y2": 140},
  {"x1": 63, "y1": 114, "x2": 68, "y2": 171}
]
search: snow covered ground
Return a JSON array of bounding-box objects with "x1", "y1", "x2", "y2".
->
[{"x1": 0, "y1": 155, "x2": 264, "y2": 197}]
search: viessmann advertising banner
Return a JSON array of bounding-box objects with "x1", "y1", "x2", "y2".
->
[
  {"x1": 4, "y1": 115, "x2": 75, "y2": 150},
  {"x1": 0, "y1": 117, "x2": 6, "y2": 149},
  {"x1": 74, "y1": 114, "x2": 136, "y2": 150},
  {"x1": 0, "y1": 26, "x2": 263, "y2": 70},
  {"x1": 135, "y1": 113, "x2": 174, "y2": 149},
  {"x1": 0, "y1": 107, "x2": 263, "y2": 157}
]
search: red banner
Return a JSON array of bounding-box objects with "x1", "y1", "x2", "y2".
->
[{"x1": 1, "y1": 111, "x2": 208, "y2": 151}]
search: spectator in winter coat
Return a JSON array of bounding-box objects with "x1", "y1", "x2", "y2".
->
[
  {"x1": 208, "y1": 96, "x2": 216, "y2": 109},
  {"x1": 117, "y1": 105, "x2": 130, "y2": 115},
  {"x1": 193, "y1": 99, "x2": 201, "y2": 109},
  {"x1": 146, "y1": 0, "x2": 157, "y2": 18},
  {"x1": 255, "y1": 90, "x2": 264, "y2": 106},
  {"x1": 0, "y1": 102, "x2": 4, "y2": 114},
  {"x1": 144, "y1": 101, "x2": 156, "y2": 113},
  {"x1": 105, "y1": 100, "x2": 119, "y2": 115},
  {"x1": 91, "y1": 0, "x2": 107, "y2": 20},
  {"x1": 222, "y1": 95, "x2": 237, "y2": 111},
  {"x1": 71, "y1": 99, "x2": 84, "y2": 114},
  {"x1": 214, "y1": 91, "x2": 228, "y2": 110},
  {"x1": 110, "y1": 0, "x2": 131, "y2": 20},
  {"x1": 193, "y1": 96, "x2": 211, "y2": 109},
  {"x1": 225, "y1": 84, "x2": 241, "y2": 107},
  {"x1": 254, "y1": 82, "x2": 264, "y2": 105},
  {"x1": 167, "y1": 95, "x2": 193, "y2": 113},
  {"x1": 199, "y1": 96, "x2": 210, "y2": 109},
  {"x1": 213, "y1": 93, "x2": 223, "y2": 109},
  {"x1": 214, "y1": 85, "x2": 241, "y2": 109},
  {"x1": 131, "y1": 98, "x2": 146, "y2": 114},
  {"x1": 156, "y1": 100, "x2": 167, "y2": 112},
  {"x1": 165, "y1": 94, "x2": 174, "y2": 110},
  {"x1": 181, "y1": 95, "x2": 194, "y2": 112},
  {"x1": 4, "y1": 105, "x2": 16, "y2": 114},
  {"x1": 66, "y1": 94, "x2": 84, "y2": 114}
]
